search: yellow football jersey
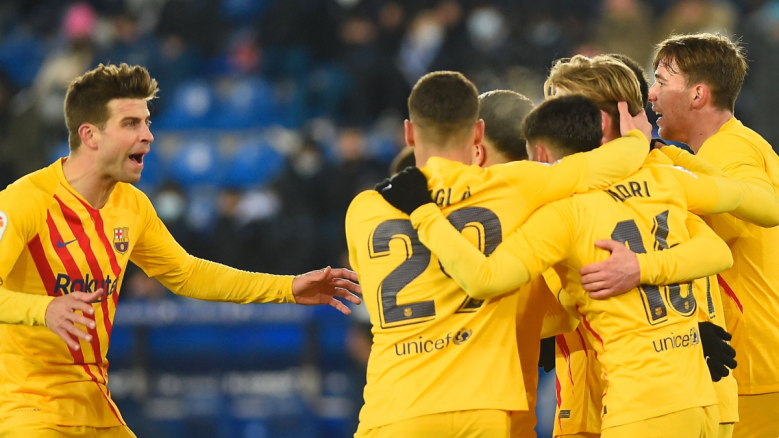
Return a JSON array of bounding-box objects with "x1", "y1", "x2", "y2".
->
[
  {"x1": 408, "y1": 157, "x2": 735, "y2": 429},
  {"x1": 554, "y1": 327, "x2": 602, "y2": 436},
  {"x1": 347, "y1": 132, "x2": 649, "y2": 431},
  {"x1": 537, "y1": 272, "x2": 603, "y2": 437},
  {"x1": 0, "y1": 160, "x2": 295, "y2": 427},
  {"x1": 699, "y1": 119, "x2": 779, "y2": 395},
  {"x1": 660, "y1": 118, "x2": 779, "y2": 395}
]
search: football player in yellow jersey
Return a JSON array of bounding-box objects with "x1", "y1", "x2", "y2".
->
[
  {"x1": 378, "y1": 94, "x2": 750, "y2": 437},
  {"x1": 347, "y1": 71, "x2": 654, "y2": 438},
  {"x1": 646, "y1": 33, "x2": 779, "y2": 438},
  {"x1": 538, "y1": 53, "x2": 653, "y2": 438},
  {"x1": 0, "y1": 63, "x2": 362, "y2": 438},
  {"x1": 544, "y1": 53, "x2": 739, "y2": 438},
  {"x1": 472, "y1": 89, "x2": 546, "y2": 438}
]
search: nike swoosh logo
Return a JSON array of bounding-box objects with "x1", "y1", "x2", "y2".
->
[{"x1": 56, "y1": 238, "x2": 79, "y2": 248}]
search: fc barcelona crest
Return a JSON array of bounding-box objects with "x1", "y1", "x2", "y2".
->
[{"x1": 113, "y1": 227, "x2": 130, "y2": 254}]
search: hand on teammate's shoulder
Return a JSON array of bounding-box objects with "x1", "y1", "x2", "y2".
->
[{"x1": 375, "y1": 167, "x2": 433, "y2": 215}]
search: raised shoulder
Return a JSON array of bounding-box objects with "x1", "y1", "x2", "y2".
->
[
  {"x1": 346, "y1": 190, "x2": 390, "y2": 222},
  {"x1": 0, "y1": 166, "x2": 59, "y2": 217}
]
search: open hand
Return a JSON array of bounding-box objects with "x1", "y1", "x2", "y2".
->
[
  {"x1": 45, "y1": 290, "x2": 102, "y2": 350},
  {"x1": 580, "y1": 240, "x2": 640, "y2": 299},
  {"x1": 292, "y1": 266, "x2": 362, "y2": 315}
]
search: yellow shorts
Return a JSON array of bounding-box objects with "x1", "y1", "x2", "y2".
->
[
  {"x1": 355, "y1": 409, "x2": 511, "y2": 438},
  {"x1": 0, "y1": 424, "x2": 136, "y2": 438},
  {"x1": 601, "y1": 406, "x2": 718, "y2": 438},
  {"x1": 509, "y1": 409, "x2": 535, "y2": 438},
  {"x1": 555, "y1": 434, "x2": 599, "y2": 438},
  {"x1": 733, "y1": 392, "x2": 779, "y2": 438},
  {"x1": 718, "y1": 423, "x2": 734, "y2": 438}
]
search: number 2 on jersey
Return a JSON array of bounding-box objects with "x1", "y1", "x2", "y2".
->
[{"x1": 369, "y1": 207, "x2": 501, "y2": 328}]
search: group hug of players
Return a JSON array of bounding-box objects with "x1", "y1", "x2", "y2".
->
[{"x1": 346, "y1": 32, "x2": 779, "y2": 438}]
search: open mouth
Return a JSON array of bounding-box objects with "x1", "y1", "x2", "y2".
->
[{"x1": 129, "y1": 153, "x2": 145, "y2": 165}]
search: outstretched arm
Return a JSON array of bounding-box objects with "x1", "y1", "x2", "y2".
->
[
  {"x1": 132, "y1": 197, "x2": 361, "y2": 314},
  {"x1": 661, "y1": 144, "x2": 779, "y2": 226}
]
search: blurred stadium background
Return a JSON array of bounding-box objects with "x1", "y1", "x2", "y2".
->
[{"x1": 1, "y1": 0, "x2": 778, "y2": 436}]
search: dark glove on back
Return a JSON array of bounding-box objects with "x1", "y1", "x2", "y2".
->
[
  {"x1": 375, "y1": 166, "x2": 433, "y2": 215},
  {"x1": 699, "y1": 321, "x2": 737, "y2": 382},
  {"x1": 539, "y1": 336, "x2": 556, "y2": 373}
]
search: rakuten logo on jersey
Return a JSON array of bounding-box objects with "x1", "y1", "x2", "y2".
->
[
  {"x1": 54, "y1": 273, "x2": 118, "y2": 301},
  {"x1": 652, "y1": 326, "x2": 700, "y2": 353}
]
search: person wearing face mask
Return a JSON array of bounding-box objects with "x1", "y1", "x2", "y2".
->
[{"x1": 0, "y1": 63, "x2": 363, "y2": 438}]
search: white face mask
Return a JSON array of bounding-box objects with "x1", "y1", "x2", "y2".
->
[
  {"x1": 411, "y1": 21, "x2": 445, "y2": 51},
  {"x1": 155, "y1": 191, "x2": 186, "y2": 222},
  {"x1": 467, "y1": 8, "x2": 506, "y2": 49},
  {"x1": 294, "y1": 150, "x2": 322, "y2": 177}
]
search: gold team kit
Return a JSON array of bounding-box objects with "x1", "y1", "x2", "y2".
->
[
  {"x1": 407, "y1": 151, "x2": 745, "y2": 433},
  {"x1": 346, "y1": 132, "x2": 648, "y2": 435},
  {"x1": 0, "y1": 159, "x2": 297, "y2": 429},
  {"x1": 661, "y1": 118, "x2": 779, "y2": 436}
]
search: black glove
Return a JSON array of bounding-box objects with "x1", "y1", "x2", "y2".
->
[
  {"x1": 538, "y1": 336, "x2": 556, "y2": 373},
  {"x1": 375, "y1": 166, "x2": 433, "y2": 215},
  {"x1": 650, "y1": 137, "x2": 667, "y2": 150},
  {"x1": 699, "y1": 321, "x2": 737, "y2": 382}
]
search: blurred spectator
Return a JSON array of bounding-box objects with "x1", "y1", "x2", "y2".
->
[
  {"x1": 398, "y1": 10, "x2": 448, "y2": 85},
  {"x1": 1, "y1": 2, "x2": 96, "y2": 176},
  {"x1": 741, "y1": 0, "x2": 779, "y2": 150},
  {"x1": 594, "y1": 0, "x2": 654, "y2": 64},
  {"x1": 657, "y1": 0, "x2": 737, "y2": 39},
  {"x1": 208, "y1": 188, "x2": 278, "y2": 271},
  {"x1": 123, "y1": 264, "x2": 168, "y2": 301},
  {"x1": 323, "y1": 128, "x2": 387, "y2": 264},
  {"x1": 95, "y1": 13, "x2": 160, "y2": 77},
  {"x1": 157, "y1": 0, "x2": 225, "y2": 57},
  {"x1": 152, "y1": 181, "x2": 210, "y2": 257}
]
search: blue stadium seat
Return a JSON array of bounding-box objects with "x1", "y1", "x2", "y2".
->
[
  {"x1": 214, "y1": 78, "x2": 275, "y2": 130},
  {"x1": 221, "y1": 0, "x2": 273, "y2": 22},
  {"x1": 49, "y1": 141, "x2": 71, "y2": 164},
  {"x1": 313, "y1": 307, "x2": 351, "y2": 371},
  {"x1": 105, "y1": 325, "x2": 135, "y2": 370},
  {"x1": 146, "y1": 323, "x2": 307, "y2": 373},
  {"x1": 154, "y1": 80, "x2": 217, "y2": 130},
  {"x1": 367, "y1": 134, "x2": 399, "y2": 164},
  {"x1": 170, "y1": 138, "x2": 222, "y2": 187},
  {"x1": 222, "y1": 140, "x2": 285, "y2": 189},
  {"x1": 0, "y1": 30, "x2": 44, "y2": 87}
]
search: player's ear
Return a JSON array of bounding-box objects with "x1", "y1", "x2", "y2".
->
[
  {"x1": 600, "y1": 110, "x2": 619, "y2": 143},
  {"x1": 404, "y1": 120, "x2": 416, "y2": 148},
  {"x1": 472, "y1": 143, "x2": 486, "y2": 167},
  {"x1": 691, "y1": 84, "x2": 707, "y2": 110},
  {"x1": 600, "y1": 110, "x2": 610, "y2": 135},
  {"x1": 473, "y1": 119, "x2": 485, "y2": 147},
  {"x1": 535, "y1": 143, "x2": 555, "y2": 164},
  {"x1": 78, "y1": 123, "x2": 100, "y2": 151}
]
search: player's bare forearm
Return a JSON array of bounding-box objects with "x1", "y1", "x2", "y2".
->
[{"x1": 291, "y1": 266, "x2": 362, "y2": 315}]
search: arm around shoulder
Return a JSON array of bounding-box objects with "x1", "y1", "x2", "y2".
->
[{"x1": 636, "y1": 214, "x2": 732, "y2": 285}]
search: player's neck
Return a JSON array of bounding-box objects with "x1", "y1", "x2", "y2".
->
[
  {"x1": 685, "y1": 108, "x2": 733, "y2": 153},
  {"x1": 62, "y1": 154, "x2": 118, "y2": 209},
  {"x1": 415, "y1": 144, "x2": 472, "y2": 167}
]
